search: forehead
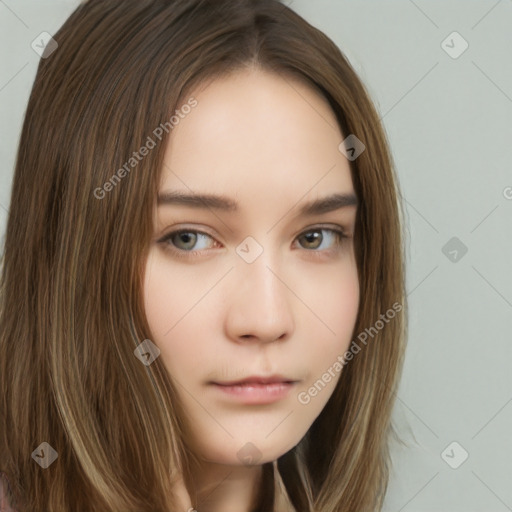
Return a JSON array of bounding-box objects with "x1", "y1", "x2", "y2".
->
[{"x1": 160, "y1": 67, "x2": 354, "y2": 204}]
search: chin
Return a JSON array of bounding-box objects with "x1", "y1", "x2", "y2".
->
[{"x1": 201, "y1": 431, "x2": 305, "y2": 467}]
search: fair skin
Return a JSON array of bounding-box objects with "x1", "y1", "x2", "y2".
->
[{"x1": 143, "y1": 67, "x2": 360, "y2": 512}]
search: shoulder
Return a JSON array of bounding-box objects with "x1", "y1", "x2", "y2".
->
[{"x1": 0, "y1": 472, "x2": 17, "y2": 512}]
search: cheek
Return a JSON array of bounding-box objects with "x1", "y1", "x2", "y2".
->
[
  {"x1": 142, "y1": 254, "x2": 198, "y2": 375},
  {"x1": 296, "y1": 260, "x2": 359, "y2": 394},
  {"x1": 142, "y1": 253, "x2": 224, "y2": 383},
  {"x1": 306, "y1": 257, "x2": 360, "y2": 347}
]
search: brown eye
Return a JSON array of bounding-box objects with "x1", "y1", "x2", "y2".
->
[{"x1": 296, "y1": 228, "x2": 346, "y2": 251}]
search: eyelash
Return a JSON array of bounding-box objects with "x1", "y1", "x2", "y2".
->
[{"x1": 158, "y1": 225, "x2": 349, "y2": 261}]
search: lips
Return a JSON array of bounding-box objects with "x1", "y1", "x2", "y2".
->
[
  {"x1": 211, "y1": 374, "x2": 297, "y2": 386},
  {"x1": 209, "y1": 375, "x2": 298, "y2": 404}
]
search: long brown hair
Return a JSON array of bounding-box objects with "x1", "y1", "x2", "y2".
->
[{"x1": 0, "y1": 0, "x2": 407, "y2": 510}]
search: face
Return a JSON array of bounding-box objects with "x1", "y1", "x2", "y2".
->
[{"x1": 143, "y1": 67, "x2": 359, "y2": 466}]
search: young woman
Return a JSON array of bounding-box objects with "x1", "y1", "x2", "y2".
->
[{"x1": 0, "y1": 0, "x2": 407, "y2": 510}]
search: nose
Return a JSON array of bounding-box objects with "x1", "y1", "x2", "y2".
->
[{"x1": 224, "y1": 250, "x2": 295, "y2": 344}]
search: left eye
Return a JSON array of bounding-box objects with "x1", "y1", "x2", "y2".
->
[
  {"x1": 296, "y1": 228, "x2": 345, "y2": 250},
  {"x1": 159, "y1": 227, "x2": 346, "y2": 258}
]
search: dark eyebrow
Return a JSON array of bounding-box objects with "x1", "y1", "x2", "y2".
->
[{"x1": 157, "y1": 191, "x2": 358, "y2": 216}]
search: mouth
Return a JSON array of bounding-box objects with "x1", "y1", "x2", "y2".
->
[
  {"x1": 211, "y1": 374, "x2": 297, "y2": 386},
  {"x1": 208, "y1": 375, "x2": 299, "y2": 404}
]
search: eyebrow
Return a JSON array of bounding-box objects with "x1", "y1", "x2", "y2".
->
[{"x1": 157, "y1": 190, "x2": 358, "y2": 216}]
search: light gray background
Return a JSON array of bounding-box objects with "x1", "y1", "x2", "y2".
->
[{"x1": 1, "y1": 1, "x2": 511, "y2": 511}]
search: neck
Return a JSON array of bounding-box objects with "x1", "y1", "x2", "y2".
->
[{"x1": 190, "y1": 461, "x2": 264, "y2": 512}]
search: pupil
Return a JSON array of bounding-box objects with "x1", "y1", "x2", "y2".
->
[
  {"x1": 179, "y1": 232, "x2": 195, "y2": 248},
  {"x1": 304, "y1": 231, "x2": 321, "y2": 248}
]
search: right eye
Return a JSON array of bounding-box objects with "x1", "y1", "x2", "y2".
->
[{"x1": 158, "y1": 229, "x2": 220, "y2": 259}]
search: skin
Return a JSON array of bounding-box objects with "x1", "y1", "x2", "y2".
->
[{"x1": 143, "y1": 66, "x2": 360, "y2": 512}]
